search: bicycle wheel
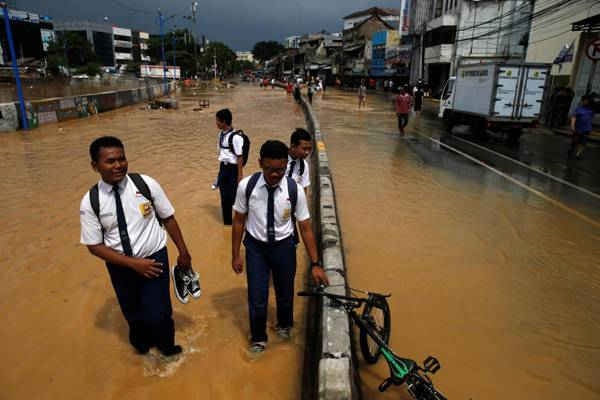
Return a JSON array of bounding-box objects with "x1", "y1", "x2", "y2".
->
[{"x1": 359, "y1": 296, "x2": 391, "y2": 364}]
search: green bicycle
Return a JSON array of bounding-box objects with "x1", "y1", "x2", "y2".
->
[{"x1": 298, "y1": 286, "x2": 446, "y2": 400}]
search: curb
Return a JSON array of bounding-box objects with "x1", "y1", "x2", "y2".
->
[{"x1": 298, "y1": 96, "x2": 356, "y2": 400}]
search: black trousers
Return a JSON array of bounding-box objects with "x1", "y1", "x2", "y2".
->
[
  {"x1": 397, "y1": 113, "x2": 409, "y2": 130},
  {"x1": 244, "y1": 234, "x2": 297, "y2": 342},
  {"x1": 106, "y1": 247, "x2": 174, "y2": 352},
  {"x1": 218, "y1": 162, "x2": 239, "y2": 225}
]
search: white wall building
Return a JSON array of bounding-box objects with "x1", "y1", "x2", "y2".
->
[
  {"x1": 284, "y1": 35, "x2": 301, "y2": 49},
  {"x1": 112, "y1": 26, "x2": 133, "y2": 64},
  {"x1": 236, "y1": 51, "x2": 254, "y2": 63}
]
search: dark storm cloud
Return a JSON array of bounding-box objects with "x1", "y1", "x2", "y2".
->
[{"x1": 15, "y1": 0, "x2": 400, "y2": 50}]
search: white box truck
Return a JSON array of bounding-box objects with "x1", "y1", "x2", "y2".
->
[{"x1": 439, "y1": 63, "x2": 550, "y2": 141}]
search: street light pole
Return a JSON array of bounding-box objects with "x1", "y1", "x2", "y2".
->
[
  {"x1": 213, "y1": 50, "x2": 217, "y2": 80},
  {"x1": 1, "y1": 2, "x2": 28, "y2": 130},
  {"x1": 158, "y1": 9, "x2": 168, "y2": 95},
  {"x1": 191, "y1": 1, "x2": 198, "y2": 78}
]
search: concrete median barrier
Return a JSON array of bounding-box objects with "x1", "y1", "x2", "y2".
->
[{"x1": 298, "y1": 95, "x2": 357, "y2": 400}]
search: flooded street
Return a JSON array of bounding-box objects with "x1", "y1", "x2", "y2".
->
[
  {"x1": 0, "y1": 84, "x2": 311, "y2": 399},
  {"x1": 311, "y1": 90, "x2": 600, "y2": 400},
  {"x1": 2, "y1": 83, "x2": 599, "y2": 400}
]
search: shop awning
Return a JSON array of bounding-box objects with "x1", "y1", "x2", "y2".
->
[{"x1": 572, "y1": 14, "x2": 600, "y2": 32}]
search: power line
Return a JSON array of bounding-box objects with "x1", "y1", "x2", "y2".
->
[{"x1": 455, "y1": 0, "x2": 586, "y2": 44}]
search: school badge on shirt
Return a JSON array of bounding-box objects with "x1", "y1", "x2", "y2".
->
[
  {"x1": 282, "y1": 207, "x2": 292, "y2": 221},
  {"x1": 139, "y1": 202, "x2": 153, "y2": 217}
]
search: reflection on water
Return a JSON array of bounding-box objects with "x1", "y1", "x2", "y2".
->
[
  {"x1": 311, "y1": 90, "x2": 600, "y2": 400},
  {"x1": 0, "y1": 84, "x2": 310, "y2": 399}
]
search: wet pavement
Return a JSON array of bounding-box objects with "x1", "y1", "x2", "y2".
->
[
  {"x1": 418, "y1": 100, "x2": 600, "y2": 196},
  {"x1": 310, "y1": 89, "x2": 600, "y2": 400},
  {"x1": 0, "y1": 84, "x2": 311, "y2": 399}
]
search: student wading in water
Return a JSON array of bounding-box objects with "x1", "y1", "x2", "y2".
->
[
  {"x1": 80, "y1": 136, "x2": 199, "y2": 357},
  {"x1": 231, "y1": 140, "x2": 329, "y2": 353}
]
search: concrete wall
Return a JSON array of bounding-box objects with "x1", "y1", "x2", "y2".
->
[
  {"x1": 0, "y1": 81, "x2": 175, "y2": 133},
  {"x1": 298, "y1": 95, "x2": 357, "y2": 400}
]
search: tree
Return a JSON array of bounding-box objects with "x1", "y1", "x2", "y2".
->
[
  {"x1": 198, "y1": 41, "x2": 237, "y2": 77},
  {"x1": 46, "y1": 32, "x2": 98, "y2": 73},
  {"x1": 148, "y1": 30, "x2": 238, "y2": 78},
  {"x1": 252, "y1": 41, "x2": 285, "y2": 63}
]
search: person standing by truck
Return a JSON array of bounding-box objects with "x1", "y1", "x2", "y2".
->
[
  {"x1": 395, "y1": 87, "x2": 412, "y2": 136},
  {"x1": 570, "y1": 95, "x2": 595, "y2": 159}
]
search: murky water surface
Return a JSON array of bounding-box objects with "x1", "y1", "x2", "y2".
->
[
  {"x1": 311, "y1": 90, "x2": 600, "y2": 400},
  {"x1": 0, "y1": 84, "x2": 310, "y2": 399}
]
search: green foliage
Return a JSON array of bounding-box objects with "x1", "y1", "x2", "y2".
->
[
  {"x1": 252, "y1": 41, "x2": 285, "y2": 63},
  {"x1": 46, "y1": 31, "x2": 99, "y2": 77},
  {"x1": 83, "y1": 62, "x2": 102, "y2": 77}
]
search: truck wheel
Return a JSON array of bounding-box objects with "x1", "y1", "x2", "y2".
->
[{"x1": 507, "y1": 129, "x2": 522, "y2": 146}]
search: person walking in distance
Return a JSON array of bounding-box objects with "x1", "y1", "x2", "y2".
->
[
  {"x1": 358, "y1": 79, "x2": 367, "y2": 109},
  {"x1": 216, "y1": 108, "x2": 244, "y2": 225},
  {"x1": 231, "y1": 140, "x2": 329, "y2": 353},
  {"x1": 413, "y1": 85, "x2": 424, "y2": 116},
  {"x1": 80, "y1": 136, "x2": 198, "y2": 357},
  {"x1": 395, "y1": 87, "x2": 412, "y2": 136},
  {"x1": 570, "y1": 94, "x2": 595, "y2": 159}
]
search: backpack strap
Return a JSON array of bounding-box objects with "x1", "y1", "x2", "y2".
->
[
  {"x1": 286, "y1": 177, "x2": 299, "y2": 244},
  {"x1": 299, "y1": 159, "x2": 305, "y2": 177},
  {"x1": 228, "y1": 130, "x2": 243, "y2": 157},
  {"x1": 88, "y1": 183, "x2": 105, "y2": 238},
  {"x1": 245, "y1": 172, "x2": 262, "y2": 208},
  {"x1": 128, "y1": 173, "x2": 162, "y2": 225}
]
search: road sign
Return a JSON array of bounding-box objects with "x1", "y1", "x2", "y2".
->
[{"x1": 585, "y1": 39, "x2": 600, "y2": 61}]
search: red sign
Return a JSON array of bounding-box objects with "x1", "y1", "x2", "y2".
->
[{"x1": 585, "y1": 39, "x2": 600, "y2": 61}]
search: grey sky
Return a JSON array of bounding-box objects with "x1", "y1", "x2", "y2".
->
[{"x1": 14, "y1": 0, "x2": 400, "y2": 50}]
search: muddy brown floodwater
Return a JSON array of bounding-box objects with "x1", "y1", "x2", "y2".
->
[
  {"x1": 0, "y1": 84, "x2": 312, "y2": 399},
  {"x1": 310, "y1": 90, "x2": 600, "y2": 400}
]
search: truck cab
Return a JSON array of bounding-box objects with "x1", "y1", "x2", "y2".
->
[{"x1": 439, "y1": 76, "x2": 456, "y2": 119}]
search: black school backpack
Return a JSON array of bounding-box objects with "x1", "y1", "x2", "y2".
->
[
  {"x1": 227, "y1": 130, "x2": 250, "y2": 166},
  {"x1": 89, "y1": 173, "x2": 161, "y2": 236}
]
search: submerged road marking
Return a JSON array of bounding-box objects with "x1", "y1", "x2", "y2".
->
[
  {"x1": 413, "y1": 133, "x2": 600, "y2": 229},
  {"x1": 450, "y1": 135, "x2": 600, "y2": 201}
]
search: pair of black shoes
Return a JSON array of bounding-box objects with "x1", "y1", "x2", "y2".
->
[{"x1": 172, "y1": 265, "x2": 201, "y2": 304}]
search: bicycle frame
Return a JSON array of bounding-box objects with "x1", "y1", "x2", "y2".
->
[{"x1": 299, "y1": 288, "x2": 446, "y2": 399}]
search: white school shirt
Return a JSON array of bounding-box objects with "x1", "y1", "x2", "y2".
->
[
  {"x1": 286, "y1": 155, "x2": 310, "y2": 188},
  {"x1": 218, "y1": 128, "x2": 244, "y2": 164},
  {"x1": 233, "y1": 173, "x2": 310, "y2": 242},
  {"x1": 79, "y1": 174, "x2": 175, "y2": 258}
]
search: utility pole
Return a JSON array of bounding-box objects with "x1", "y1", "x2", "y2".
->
[
  {"x1": 158, "y1": 9, "x2": 168, "y2": 95},
  {"x1": 213, "y1": 50, "x2": 217, "y2": 80},
  {"x1": 172, "y1": 29, "x2": 177, "y2": 79},
  {"x1": 191, "y1": 1, "x2": 198, "y2": 78},
  {"x1": 1, "y1": 2, "x2": 28, "y2": 130}
]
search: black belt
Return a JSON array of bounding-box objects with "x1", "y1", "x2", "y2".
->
[
  {"x1": 244, "y1": 232, "x2": 293, "y2": 246},
  {"x1": 220, "y1": 161, "x2": 238, "y2": 166}
]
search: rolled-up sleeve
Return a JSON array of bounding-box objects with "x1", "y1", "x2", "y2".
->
[
  {"x1": 80, "y1": 193, "x2": 103, "y2": 245},
  {"x1": 233, "y1": 178, "x2": 248, "y2": 214},
  {"x1": 294, "y1": 186, "x2": 310, "y2": 221}
]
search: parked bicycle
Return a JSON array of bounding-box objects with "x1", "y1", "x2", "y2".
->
[{"x1": 298, "y1": 286, "x2": 446, "y2": 400}]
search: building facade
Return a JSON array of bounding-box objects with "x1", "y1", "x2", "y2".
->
[
  {"x1": 132, "y1": 31, "x2": 150, "y2": 63},
  {"x1": 236, "y1": 51, "x2": 254, "y2": 63},
  {"x1": 54, "y1": 21, "x2": 115, "y2": 67},
  {"x1": 526, "y1": 0, "x2": 600, "y2": 102},
  {"x1": 112, "y1": 26, "x2": 133, "y2": 66},
  {"x1": 0, "y1": 8, "x2": 54, "y2": 65}
]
